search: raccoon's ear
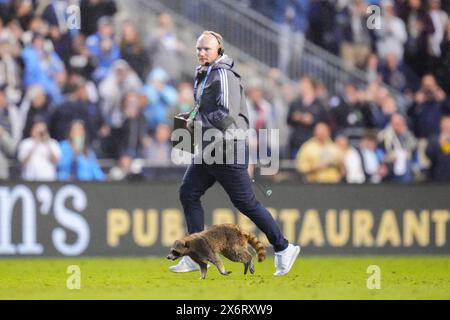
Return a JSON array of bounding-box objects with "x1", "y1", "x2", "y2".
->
[{"x1": 175, "y1": 239, "x2": 186, "y2": 247}]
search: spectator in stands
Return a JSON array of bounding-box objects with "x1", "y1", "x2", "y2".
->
[
  {"x1": 287, "y1": 75, "x2": 328, "y2": 159},
  {"x1": 371, "y1": 93, "x2": 398, "y2": 129},
  {"x1": 0, "y1": 31, "x2": 21, "y2": 105},
  {"x1": 6, "y1": 18, "x2": 25, "y2": 48},
  {"x1": 274, "y1": 0, "x2": 310, "y2": 76},
  {"x1": 0, "y1": 88, "x2": 21, "y2": 145},
  {"x1": 331, "y1": 82, "x2": 374, "y2": 138},
  {"x1": 247, "y1": 80, "x2": 275, "y2": 132},
  {"x1": 58, "y1": 119, "x2": 105, "y2": 181},
  {"x1": 378, "y1": 113, "x2": 417, "y2": 182},
  {"x1": 379, "y1": 51, "x2": 420, "y2": 94},
  {"x1": 22, "y1": 15, "x2": 48, "y2": 44},
  {"x1": 67, "y1": 34, "x2": 95, "y2": 79},
  {"x1": 20, "y1": 85, "x2": 53, "y2": 139},
  {"x1": 21, "y1": 33, "x2": 66, "y2": 105},
  {"x1": 80, "y1": 0, "x2": 117, "y2": 37},
  {"x1": 17, "y1": 118, "x2": 60, "y2": 181},
  {"x1": 0, "y1": 16, "x2": 21, "y2": 58},
  {"x1": 335, "y1": 134, "x2": 366, "y2": 183},
  {"x1": 119, "y1": 91, "x2": 148, "y2": 159},
  {"x1": 86, "y1": 16, "x2": 120, "y2": 82},
  {"x1": 0, "y1": 122, "x2": 15, "y2": 180},
  {"x1": 375, "y1": 0, "x2": 408, "y2": 62},
  {"x1": 147, "y1": 13, "x2": 185, "y2": 83},
  {"x1": 365, "y1": 54, "x2": 382, "y2": 84},
  {"x1": 265, "y1": 68, "x2": 295, "y2": 158},
  {"x1": 10, "y1": 0, "x2": 34, "y2": 31},
  {"x1": 400, "y1": 0, "x2": 435, "y2": 76},
  {"x1": 143, "y1": 122, "x2": 172, "y2": 164},
  {"x1": 437, "y1": 21, "x2": 450, "y2": 94},
  {"x1": 98, "y1": 59, "x2": 142, "y2": 129},
  {"x1": 308, "y1": 0, "x2": 340, "y2": 54},
  {"x1": 50, "y1": 76, "x2": 104, "y2": 145},
  {"x1": 426, "y1": 115, "x2": 450, "y2": 181},
  {"x1": 0, "y1": 2, "x2": 8, "y2": 23},
  {"x1": 296, "y1": 122, "x2": 344, "y2": 183},
  {"x1": 408, "y1": 74, "x2": 447, "y2": 139},
  {"x1": 120, "y1": 19, "x2": 150, "y2": 81},
  {"x1": 427, "y1": 0, "x2": 449, "y2": 72},
  {"x1": 41, "y1": 0, "x2": 76, "y2": 66},
  {"x1": 142, "y1": 67, "x2": 177, "y2": 131},
  {"x1": 338, "y1": 0, "x2": 372, "y2": 70},
  {"x1": 245, "y1": 79, "x2": 276, "y2": 176},
  {"x1": 170, "y1": 81, "x2": 194, "y2": 120},
  {"x1": 357, "y1": 132, "x2": 385, "y2": 183}
]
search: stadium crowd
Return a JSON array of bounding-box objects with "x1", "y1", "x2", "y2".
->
[{"x1": 0, "y1": 0, "x2": 450, "y2": 183}]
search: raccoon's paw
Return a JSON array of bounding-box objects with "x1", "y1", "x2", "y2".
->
[
  {"x1": 221, "y1": 271, "x2": 232, "y2": 276},
  {"x1": 249, "y1": 262, "x2": 255, "y2": 275}
]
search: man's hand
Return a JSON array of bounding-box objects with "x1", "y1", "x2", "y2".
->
[
  {"x1": 292, "y1": 111, "x2": 313, "y2": 124},
  {"x1": 178, "y1": 111, "x2": 191, "y2": 119}
]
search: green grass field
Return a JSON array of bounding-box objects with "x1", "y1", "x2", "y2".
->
[{"x1": 0, "y1": 256, "x2": 449, "y2": 299}]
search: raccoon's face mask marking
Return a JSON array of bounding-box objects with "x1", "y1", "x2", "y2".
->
[
  {"x1": 167, "y1": 248, "x2": 181, "y2": 260},
  {"x1": 167, "y1": 240, "x2": 189, "y2": 260}
]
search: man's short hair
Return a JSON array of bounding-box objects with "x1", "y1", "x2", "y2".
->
[{"x1": 201, "y1": 30, "x2": 225, "y2": 55}]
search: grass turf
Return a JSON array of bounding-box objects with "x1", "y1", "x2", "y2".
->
[{"x1": 0, "y1": 256, "x2": 449, "y2": 299}]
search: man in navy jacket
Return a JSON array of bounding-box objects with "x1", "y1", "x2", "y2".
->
[{"x1": 170, "y1": 31, "x2": 300, "y2": 276}]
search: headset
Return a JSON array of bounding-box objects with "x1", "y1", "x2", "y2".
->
[{"x1": 203, "y1": 30, "x2": 225, "y2": 56}]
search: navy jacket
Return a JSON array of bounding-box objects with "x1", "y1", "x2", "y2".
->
[{"x1": 193, "y1": 55, "x2": 250, "y2": 136}]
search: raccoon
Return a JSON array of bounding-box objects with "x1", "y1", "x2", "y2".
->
[{"x1": 167, "y1": 224, "x2": 266, "y2": 279}]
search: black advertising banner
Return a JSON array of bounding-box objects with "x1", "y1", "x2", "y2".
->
[{"x1": 0, "y1": 182, "x2": 449, "y2": 257}]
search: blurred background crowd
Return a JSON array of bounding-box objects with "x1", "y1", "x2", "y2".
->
[{"x1": 0, "y1": 0, "x2": 450, "y2": 184}]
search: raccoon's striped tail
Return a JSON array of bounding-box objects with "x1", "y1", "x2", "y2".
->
[{"x1": 244, "y1": 232, "x2": 266, "y2": 262}]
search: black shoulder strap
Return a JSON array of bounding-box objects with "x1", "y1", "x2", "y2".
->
[{"x1": 356, "y1": 147, "x2": 370, "y2": 180}]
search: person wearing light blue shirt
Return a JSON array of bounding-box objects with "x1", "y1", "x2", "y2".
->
[{"x1": 58, "y1": 120, "x2": 105, "y2": 181}]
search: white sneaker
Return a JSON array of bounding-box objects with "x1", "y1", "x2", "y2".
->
[
  {"x1": 169, "y1": 256, "x2": 200, "y2": 273},
  {"x1": 273, "y1": 244, "x2": 301, "y2": 276}
]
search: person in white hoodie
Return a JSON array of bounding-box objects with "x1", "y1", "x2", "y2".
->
[{"x1": 18, "y1": 118, "x2": 60, "y2": 181}]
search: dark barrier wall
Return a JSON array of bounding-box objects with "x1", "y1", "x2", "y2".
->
[{"x1": 0, "y1": 182, "x2": 449, "y2": 256}]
